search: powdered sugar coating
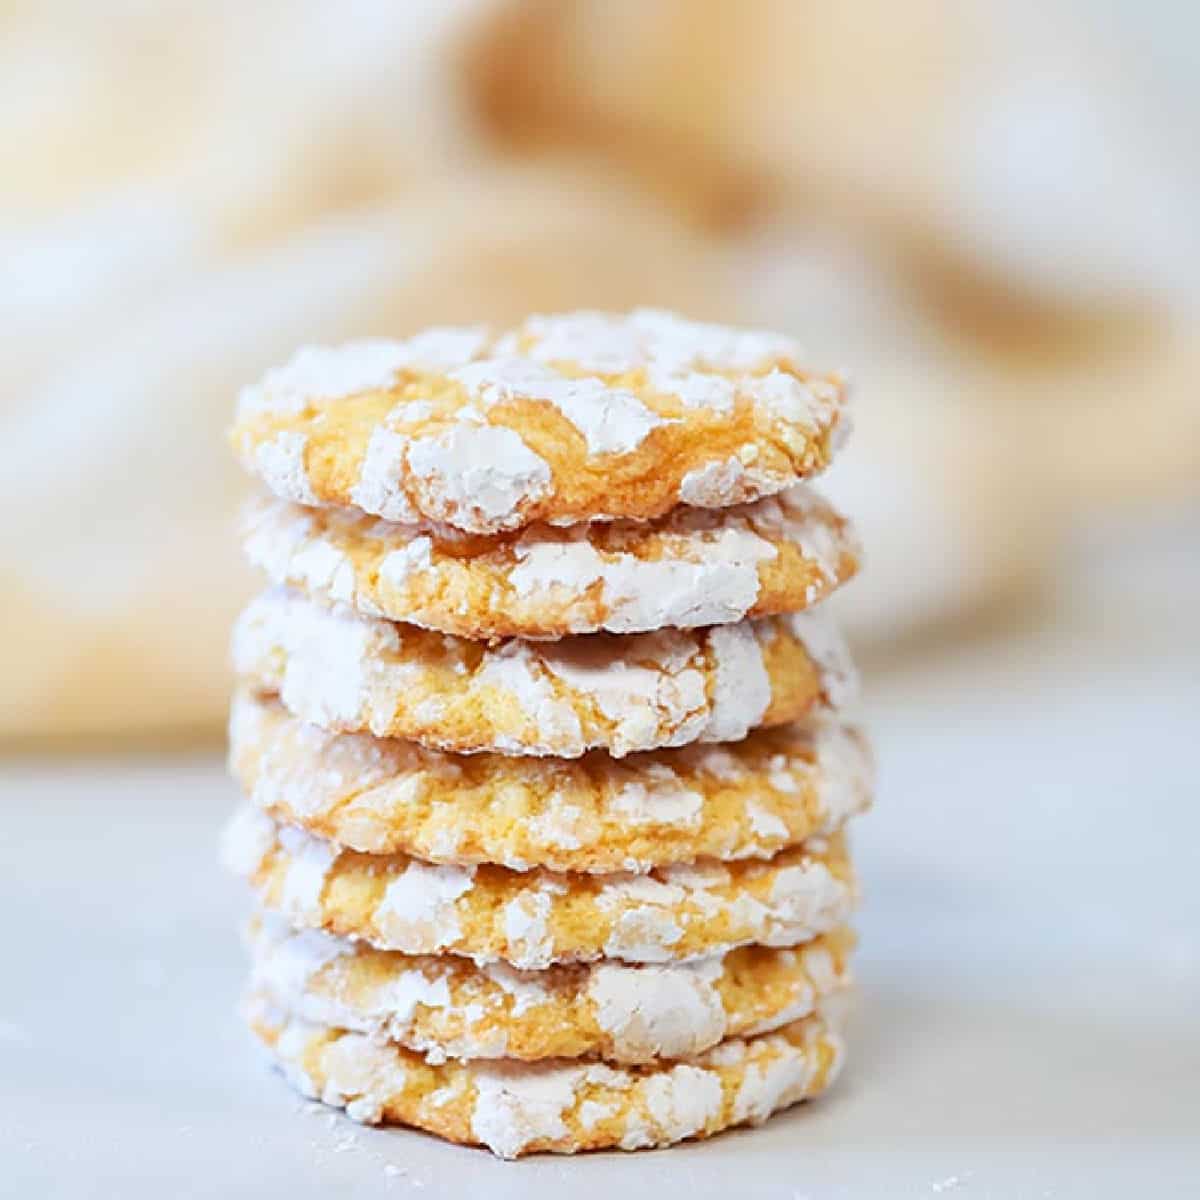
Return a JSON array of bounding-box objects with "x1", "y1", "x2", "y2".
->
[
  {"x1": 405, "y1": 424, "x2": 553, "y2": 531},
  {"x1": 788, "y1": 611, "x2": 859, "y2": 709},
  {"x1": 231, "y1": 309, "x2": 850, "y2": 533},
  {"x1": 237, "y1": 330, "x2": 489, "y2": 419},
  {"x1": 586, "y1": 957, "x2": 725, "y2": 1061},
  {"x1": 449, "y1": 359, "x2": 665, "y2": 455},
  {"x1": 247, "y1": 996, "x2": 845, "y2": 1157},
  {"x1": 231, "y1": 587, "x2": 852, "y2": 756},
  {"x1": 252, "y1": 432, "x2": 320, "y2": 506},
  {"x1": 224, "y1": 811, "x2": 856, "y2": 967},
  {"x1": 229, "y1": 691, "x2": 873, "y2": 872},
  {"x1": 375, "y1": 862, "x2": 475, "y2": 951}
]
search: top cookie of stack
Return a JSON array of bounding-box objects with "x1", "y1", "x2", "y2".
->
[{"x1": 225, "y1": 310, "x2": 867, "y2": 1158}]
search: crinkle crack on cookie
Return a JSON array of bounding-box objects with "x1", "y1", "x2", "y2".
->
[
  {"x1": 231, "y1": 588, "x2": 855, "y2": 757},
  {"x1": 229, "y1": 691, "x2": 873, "y2": 871},
  {"x1": 222, "y1": 809, "x2": 856, "y2": 968},
  {"x1": 246, "y1": 993, "x2": 845, "y2": 1157},
  {"x1": 247, "y1": 915, "x2": 855, "y2": 1065},
  {"x1": 230, "y1": 310, "x2": 850, "y2": 534},
  {"x1": 240, "y1": 485, "x2": 860, "y2": 639}
]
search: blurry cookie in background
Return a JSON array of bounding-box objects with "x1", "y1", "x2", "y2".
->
[
  {"x1": 0, "y1": 0, "x2": 495, "y2": 237},
  {"x1": 463, "y1": 0, "x2": 1200, "y2": 322}
]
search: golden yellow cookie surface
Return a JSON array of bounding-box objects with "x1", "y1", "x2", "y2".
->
[
  {"x1": 240, "y1": 485, "x2": 859, "y2": 639},
  {"x1": 232, "y1": 588, "x2": 856, "y2": 756},
  {"x1": 248, "y1": 915, "x2": 854, "y2": 1065},
  {"x1": 230, "y1": 310, "x2": 850, "y2": 535},
  {"x1": 247, "y1": 993, "x2": 845, "y2": 1157},
  {"x1": 223, "y1": 808, "x2": 856, "y2": 967},
  {"x1": 230, "y1": 691, "x2": 872, "y2": 872}
]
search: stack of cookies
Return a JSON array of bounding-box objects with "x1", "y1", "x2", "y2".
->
[{"x1": 222, "y1": 309, "x2": 871, "y2": 1158}]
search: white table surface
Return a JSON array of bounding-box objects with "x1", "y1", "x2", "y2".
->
[{"x1": 3, "y1": 516, "x2": 1198, "y2": 1198}]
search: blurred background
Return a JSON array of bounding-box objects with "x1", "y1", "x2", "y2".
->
[{"x1": 2, "y1": 0, "x2": 1197, "y2": 745}]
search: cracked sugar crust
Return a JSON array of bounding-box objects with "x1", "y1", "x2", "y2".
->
[
  {"x1": 239, "y1": 484, "x2": 859, "y2": 639},
  {"x1": 229, "y1": 691, "x2": 873, "y2": 872},
  {"x1": 246, "y1": 914, "x2": 854, "y2": 1065},
  {"x1": 230, "y1": 588, "x2": 855, "y2": 758},
  {"x1": 246, "y1": 992, "x2": 845, "y2": 1157},
  {"x1": 230, "y1": 310, "x2": 850, "y2": 534},
  {"x1": 222, "y1": 809, "x2": 856, "y2": 967}
]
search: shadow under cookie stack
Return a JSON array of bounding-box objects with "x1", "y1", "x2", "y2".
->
[{"x1": 222, "y1": 309, "x2": 871, "y2": 1158}]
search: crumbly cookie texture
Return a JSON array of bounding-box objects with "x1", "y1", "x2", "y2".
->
[
  {"x1": 246, "y1": 992, "x2": 845, "y2": 1157},
  {"x1": 230, "y1": 310, "x2": 850, "y2": 535},
  {"x1": 231, "y1": 587, "x2": 855, "y2": 757},
  {"x1": 239, "y1": 485, "x2": 859, "y2": 639},
  {"x1": 229, "y1": 691, "x2": 873, "y2": 872},
  {"x1": 247, "y1": 914, "x2": 854, "y2": 1065},
  {"x1": 222, "y1": 809, "x2": 856, "y2": 968}
]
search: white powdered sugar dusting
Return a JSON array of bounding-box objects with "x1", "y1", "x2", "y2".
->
[
  {"x1": 276, "y1": 825, "x2": 337, "y2": 920},
  {"x1": 319, "y1": 1031, "x2": 410, "y2": 1125},
  {"x1": 587, "y1": 958, "x2": 725, "y2": 1060},
  {"x1": 651, "y1": 370, "x2": 738, "y2": 412},
  {"x1": 509, "y1": 524, "x2": 776, "y2": 632},
  {"x1": 753, "y1": 369, "x2": 826, "y2": 432},
  {"x1": 219, "y1": 805, "x2": 277, "y2": 877},
  {"x1": 811, "y1": 720, "x2": 873, "y2": 828},
  {"x1": 471, "y1": 1061, "x2": 586, "y2": 1158},
  {"x1": 609, "y1": 771, "x2": 703, "y2": 828},
  {"x1": 745, "y1": 802, "x2": 791, "y2": 841},
  {"x1": 502, "y1": 892, "x2": 555, "y2": 969},
  {"x1": 603, "y1": 908, "x2": 685, "y2": 963},
  {"x1": 705, "y1": 623, "x2": 772, "y2": 742},
  {"x1": 539, "y1": 633, "x2": 708, "y2": 756},
  {"x1": 375, "y1": 861, "x2": 476, "y2": 951},
  {"x1": 679, "y1": 455, "x2": 780, "y2": 509},
  {"x1": 371, "y1": 970, "x2": 453, "y2": 1028},
  {"x1": 239, "y1": 330, "x2": 488, "y2": 418},
  {"x1": 407, "y1": 425, "x2": 551, "y2": 529},
  {"x1": 479, "y1": 962, "x2": 556, "y2": 1017},
  {"x1": 251, "y1": 924, "x2": 347, "y2": 1003},
  {"x1": 474, "y1": 644, "x2": 585, "y2": 751},
  {"x1": 239, "y1": 341, "x2": 409, "y2": 417},
  {"x1": 231, "y1": 588, "x2": 400, "y2": 731},
  {"x1": 377, "y1": 535, "x2": 434, "y2": 590},
  {"x1": 350, "y1": 427, "x2": 419, "y2": 523},
  {"x1": 253, "y1": 431, "x2": 320, "y2": 506},
  {"x1": 789, "y1": 610, "x2": 859, "y2": 708},
  {"x1": 450, "y1": 359, "x2": 664, "y2": 455},
  {"x1": 641, "y1": 1064, "x2": 724, "y2": 1141},
  {"x1": 731, "y1": 1049, "x2": 816, "y2": 1125},
  {"x1": 766, "y1": 861, "x2": 848, "y2": 938}
]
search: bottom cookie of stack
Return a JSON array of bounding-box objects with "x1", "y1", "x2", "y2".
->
[{"x1": 245, "y1": 990, "x2": 847, "y2": 1158}]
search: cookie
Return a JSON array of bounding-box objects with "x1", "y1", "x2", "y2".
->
[
  {"x1": 246, "y1": 993, "x2": 845, "y2": 1157},
  {"x1": 240, "y1": 483, "x2": 859, "y2": 639},
  {"x1": 222, "y1": 809, "x2": 856, "y2": 968},
  {"x1": 229, "y1": 691, "x2": 873, "y2": 872},
  {"x1": 230, "y1": 310, "x2": 850, "y2": 534},
  {"x1": 239, "y1": 484, "x2": 859, "y2": 640},
  {"x1": 247, "y1": 914, "x2": 854, "y2": 1065},
  {"x1": 231, "y1": 588, "x2": 856, "y2": 757}
]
